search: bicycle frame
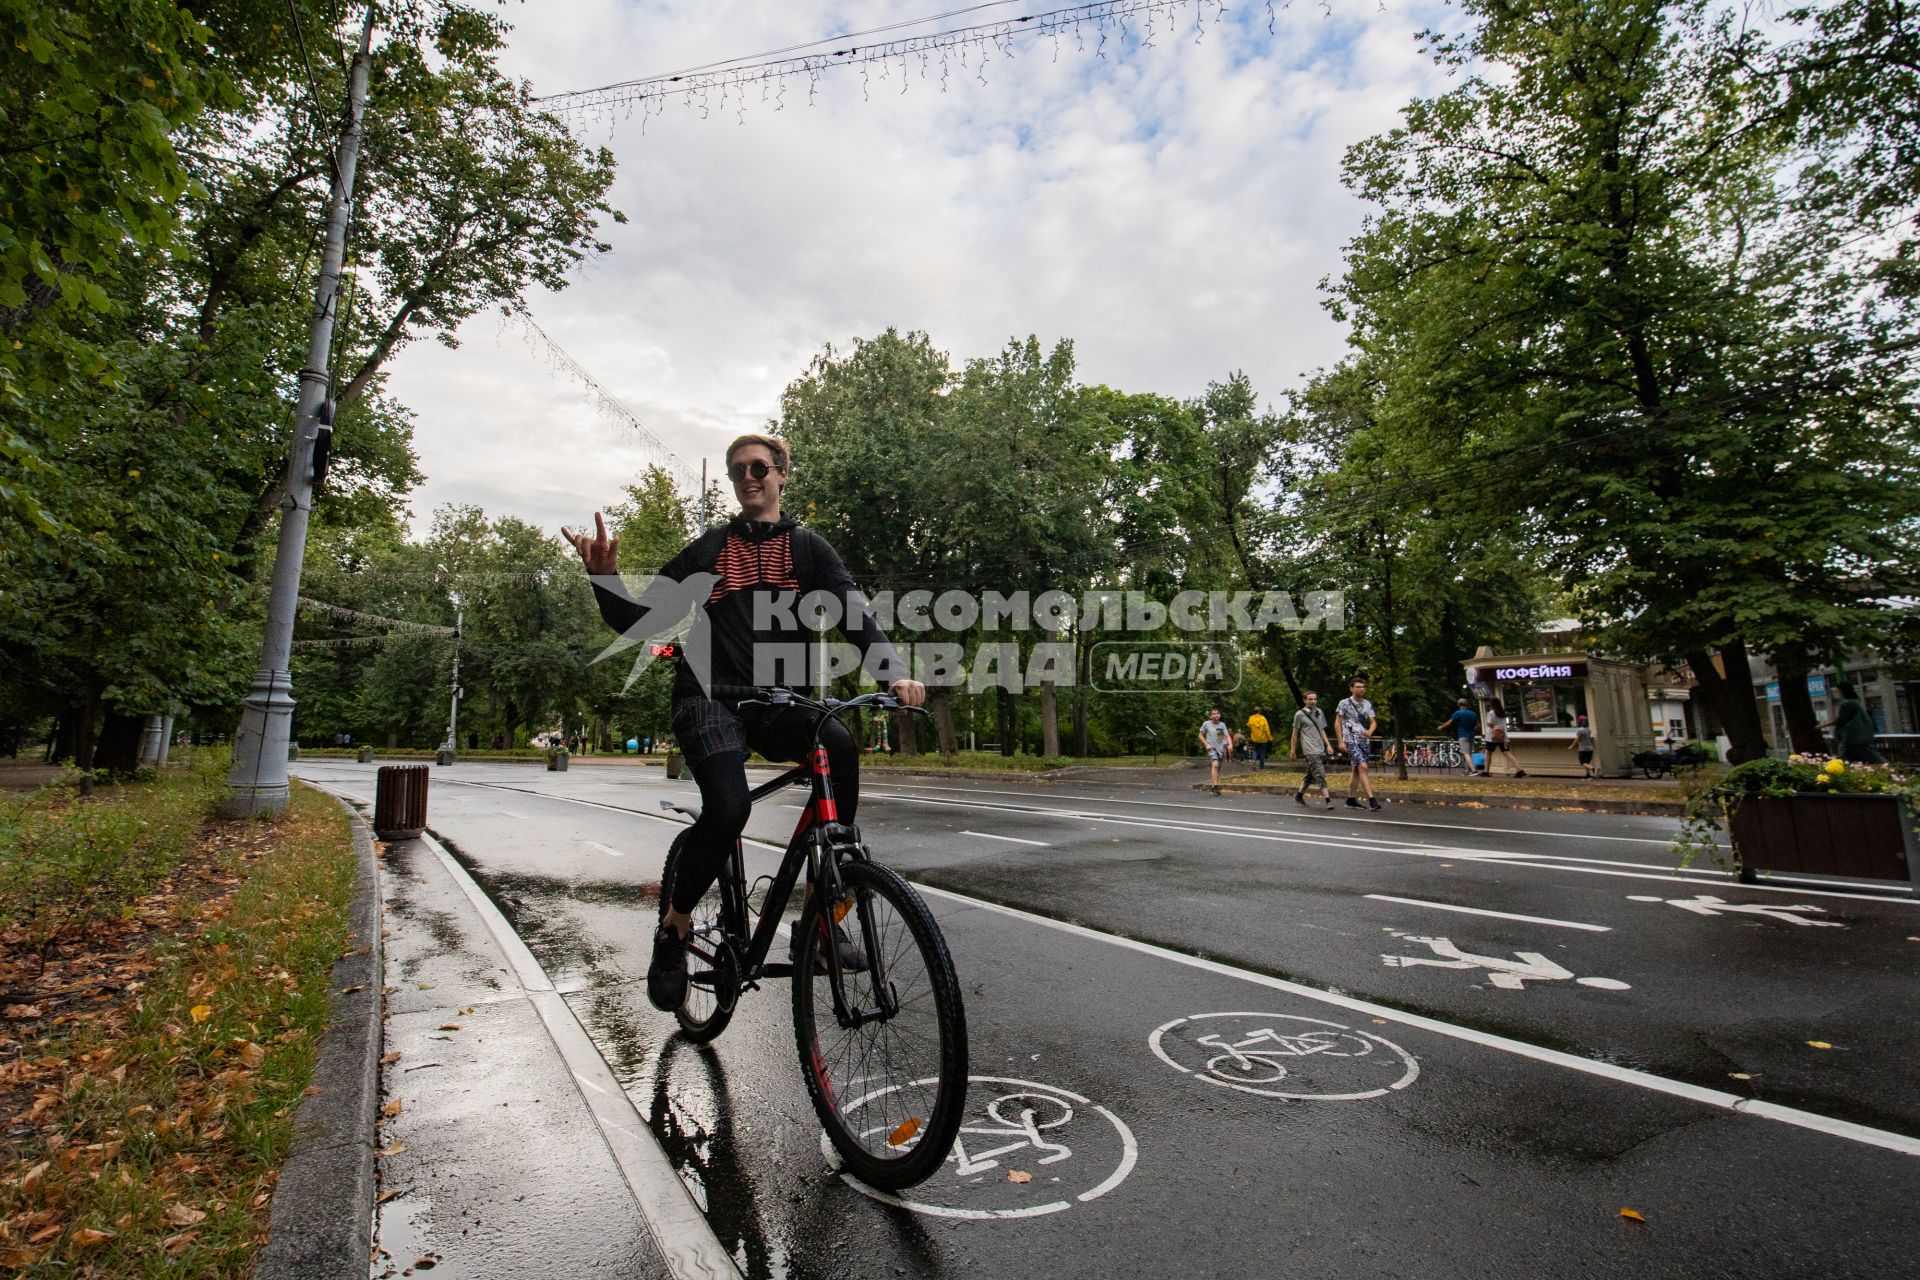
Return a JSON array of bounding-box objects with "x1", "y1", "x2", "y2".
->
[{"x1": 683, "y1": 692, "x2": 910, "y2": 1030}]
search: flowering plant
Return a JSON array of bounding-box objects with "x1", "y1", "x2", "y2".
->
[{"x1": 1673, "y1": 754, "x2": 1917, "y2": 867}]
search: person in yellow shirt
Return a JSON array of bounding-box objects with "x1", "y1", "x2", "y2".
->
[{"x1": 1246, "y1": 707, "x2": 1273, "y2": 770}]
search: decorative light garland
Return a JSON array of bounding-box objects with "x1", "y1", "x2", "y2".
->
[
  {"x1": 534, "y1": 0, "x2": 1239, "y2": 128},
  {"x1": 511, "y1": 315, "x2": 703, "y2": 491}
]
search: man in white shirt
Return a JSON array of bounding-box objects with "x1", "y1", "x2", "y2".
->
[{"x1": 1334, "y1": 678, "x2": 1382, "y2": 811}]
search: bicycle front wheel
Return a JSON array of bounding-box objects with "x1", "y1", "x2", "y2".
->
[{"x1": 792, "y1": 859, "x2": 967, "y2": 1191}]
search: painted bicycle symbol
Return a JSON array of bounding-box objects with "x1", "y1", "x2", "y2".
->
[
  {"x1": 945, "y1": 1090, "x2": 1075, "y2": 1176},
  {"x1": 1151, "y1": 1012, "x2": 1420, "y2": 1100},
  {"x1": 829, "y1": 1076, "x2": 1136, "y2": 1220},
  {"x1": 1196, "y1": 1026, "x2": 1376, "y2": 1086}
]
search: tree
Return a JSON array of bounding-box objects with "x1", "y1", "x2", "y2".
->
[{"x1": 1332, "y1": 0, "x2": 1920, "y2": 762}]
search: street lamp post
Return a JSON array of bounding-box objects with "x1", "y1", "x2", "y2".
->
[
  {"x1": 442, "y1": 609, "x2": 463, "y2": 759},
  {"x1": 224, "y1": 11, "x2": 376, "y2": 816}
]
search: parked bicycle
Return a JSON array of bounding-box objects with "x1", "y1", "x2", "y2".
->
[
  {"x1": 657, "y1": 686, "x2": 968, "y2": 1190},
  {"x1": 1632, "y1": 743, "x2": 1709, "y2": 779}
]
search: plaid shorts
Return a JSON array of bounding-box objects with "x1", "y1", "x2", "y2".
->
[
  {"x1": 1302, "y1": 754, "x2": 1327, "y2": 786},
  {"x1": 670, "y1": 696, "x2": 820, "y2": 771}
]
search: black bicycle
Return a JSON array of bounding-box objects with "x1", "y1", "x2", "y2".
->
[{"x1": 656, "y1": 686, "x2": 968, "y2": 1190}]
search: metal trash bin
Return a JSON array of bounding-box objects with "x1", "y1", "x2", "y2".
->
[
  {"x1": 665, "y1": 749, "x2": 684, "y2": 780},
  {"x1": 357, "y1": 745, "x2": 373, "y2": 764},
  {"x1": 373, "y1": 764, "x2": 429, "y2": 840}
]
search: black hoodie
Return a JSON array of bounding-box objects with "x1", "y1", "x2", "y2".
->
[{"x1": 590, "y1": 513, "x2": 905, "y2": 703}]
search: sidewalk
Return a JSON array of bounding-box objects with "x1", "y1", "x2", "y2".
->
[{"x1": 363, "y1": 819, "x2": 731, "y2": 1279}]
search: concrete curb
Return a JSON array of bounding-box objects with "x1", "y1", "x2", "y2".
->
[
  {"x1": 256, "y1": 801, "x2": 383, "y2": 1280},
  {"x1": 1202, "y1": 782, "x2": 1684, "y2": 817}
]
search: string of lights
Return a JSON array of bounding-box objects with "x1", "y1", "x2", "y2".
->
[
  {"x1": 296, "y1": 596, "x2": 457, "y2": 635},
  {"x1": 533, "y1": 0, "x2": 1235, "y2": 127},
  {"x1": 513, "y1": 315, "x2": 703, "y2": 491}
]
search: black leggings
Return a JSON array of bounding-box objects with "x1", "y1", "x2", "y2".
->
[{"x1": 671, "y1": 711, "x2": 861, "y2": 914}]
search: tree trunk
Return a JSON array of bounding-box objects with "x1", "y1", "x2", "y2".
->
[
  {"x1": 1040, "y1": 679, "x2": 1060, "y2": 758},
  {"x1": 996, "y1": 687, "x2": 1015, "y2": 756},
  {"x1": 892, "y1": 708, "x2": 920, "y2": 755},
  {"x1": 1685, "y1": 641, "x2": 1770, "y2": 763},
  {"x1": 1773, "y1": 652, "x2": 1828, "y2": 754},
  {"x1": 929, "y1": 686, "x2": 959, "y2": 756},
  {"x1": 94, "y1": 714, "x2": 145, "y2": 776}
]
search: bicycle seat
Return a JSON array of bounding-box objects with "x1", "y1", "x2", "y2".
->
[{"x1": 659, "y1": 799, "x2": 701, "y2": 823}]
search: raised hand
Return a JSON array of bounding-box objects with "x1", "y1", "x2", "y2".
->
[{"x1": 562, "y1": 511, "x2": 620, "y2": 576}]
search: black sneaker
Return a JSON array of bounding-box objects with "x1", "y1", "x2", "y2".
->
[
  {"x1": 1323, "y1": 797, "x2": 1334, "y2": 808},
  {"x1": 790, "y1": 919, "x2": 869, "y2": 974},
  {"x1": 647, "y1": 924, "x2": 688, "y2": 1011},
  {"x1": 1295, "y1": 792, "x2": 1307, "y2": 807},
  {"x1": 1345, "y1": 797, "x2": 1362, "y2": 809},
  {"x1": 1368, "y1": 798, "x2": 1383, "y2": 811},
  {"x1": 1514, "y1": 770, "x2": 1528, "y2": 779}
]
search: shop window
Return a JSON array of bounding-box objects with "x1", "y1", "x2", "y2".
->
[
  {"x1": 1867, "y1": 696, "x2": 1886, "y2": 733},
  {"x1": 1497, "y1": 681, "x2": 1587, "y2": 728}
]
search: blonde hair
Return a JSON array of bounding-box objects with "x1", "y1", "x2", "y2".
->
[{"x1": 725, "y1": 433, "x2": 789, "y2": 472}]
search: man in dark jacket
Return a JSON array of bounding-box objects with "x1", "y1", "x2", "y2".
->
[{"x1": 565, "y1": 433, "x2": 924, "y2": 1011}]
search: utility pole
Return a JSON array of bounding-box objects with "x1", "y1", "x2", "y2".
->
[
  {"x1": 224, "y1": 10, "x2": 376, "y2": 816},
  {"x1": 699, "y1": 459, "x2": 710, "y2": 529}
]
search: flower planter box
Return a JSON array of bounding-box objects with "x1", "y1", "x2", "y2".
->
[{"x1": 1730, "y1": 793, "x2": 1919, "y2": 886}]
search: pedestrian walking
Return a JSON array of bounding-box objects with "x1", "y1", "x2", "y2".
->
[
  {"x1": 1435, "y1": 698, "x2": 1478, "y2": 776},
  {"x1": 1824, "y1": 682, "x2": 1885, "y2": 764},
  {"x1": 1334, "y1": 678, "x2": 1382, "y2": 811},
  {"x1": 1290, "y1": 692, "x2": 1334, "y2": 808},
  {"x1": 1198, "y1": 708, "x2": 1232, "y2": 794},
  {"x1": 1569, "y1": 715, "x2": 1595, "y2": 778},
  {"x1": 1247, "y1": 707, "x2": 1272, "y2": 769},
  {"x1": 1480, "y1": 700, "x2": 1527, "y2": 778}
]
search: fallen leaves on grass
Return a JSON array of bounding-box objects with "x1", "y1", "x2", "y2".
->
[
  {"x1": 189, "y1": 1004, "x2": 213, "y2": 1023},
  {"x1": 164, "y1": 1202, "x2": 207, "y2": 1226}
]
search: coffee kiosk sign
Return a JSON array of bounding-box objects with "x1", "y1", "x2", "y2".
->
[{"x1": 1472, "y1": 661, "x2": 1589, "y2": 682}]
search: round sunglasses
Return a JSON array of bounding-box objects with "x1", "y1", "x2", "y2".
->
[{"x1": 728, "y1": 459, "x2": 782, "y2": 482}]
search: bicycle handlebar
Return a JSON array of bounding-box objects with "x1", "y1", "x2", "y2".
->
[{"x1": 704, "y1": 684, "x2": 930, "y2": 717}]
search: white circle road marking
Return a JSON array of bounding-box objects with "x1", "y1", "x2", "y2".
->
[
  {"x1": 1150, "y1": 1012, "x2": 1420, "y2": 1100},
  {"x1": 825, "y1": 1076, "x2": 1137, "y2": 1220}
]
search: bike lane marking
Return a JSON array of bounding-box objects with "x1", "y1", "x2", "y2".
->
[
  {"x1": 1149, "y1": 1012, "x2": 1420, "y2": 1100},
  {"x1": 1380, "y1": 933, "x2": 1633, "y2": 991},
  {"x1": 911, "y1": 884, "x2": 1920, "y2": 1157},
  {"x1": 1626, "y1": 894, "x2": 1848, "y2": 927},
  {"x1": 826, "y1": 1076, "x2": 1137, "y2": 1220},
  {"x1": 1364, "y1": 894, "x2": 1611, "y2": 931}
]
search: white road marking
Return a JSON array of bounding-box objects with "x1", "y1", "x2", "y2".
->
[
  {"x1": 1626, "y1": 894, "x2": 1847, "y2": 927},
  {"x1": 1381, "y1": 933, "x2": 1632, "y2": 990},
  {"x1": 585, "y1": 840, "x2": 626, "y2": 859},
  {"x1": 865, "y1": 789, "x2": 1915, "y2": 905},
  {"x1": 1149, "y1": 1012, "x2": 1420, "y2": 1100},
  {"x1": 960, "y1": 830, "x2": 1051, "y2": 847},
  {"x1": 1365, "y1": 894, "x2": 1611, "y2": 932},
  {"x1": 911, "y1": 884, "x2": 1920, "y2": 1158},
  {"x1": 870, "y1": 779, "x2": 1688, "y2": 846}
]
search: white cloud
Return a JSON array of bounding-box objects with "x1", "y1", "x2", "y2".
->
[{"x1": 382, "y1": 0, "x2": 1457, "y2": 537}]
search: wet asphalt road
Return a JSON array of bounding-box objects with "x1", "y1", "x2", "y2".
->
[{"x1": 295, "y1": 760, "x2": 1920, "y2": 1278}]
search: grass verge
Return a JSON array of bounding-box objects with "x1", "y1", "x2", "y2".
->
[{"x1": 0, "y1": 757, "x2": 357, "y2": 1276}]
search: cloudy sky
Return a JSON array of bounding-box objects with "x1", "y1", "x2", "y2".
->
[{"x1": 382, "y1": 0, "x2": 1458, "y2": 536}]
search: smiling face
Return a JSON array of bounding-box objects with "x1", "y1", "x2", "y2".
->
[{"x1": 728, "y1": 440, "x2": 786, "y2": 520}]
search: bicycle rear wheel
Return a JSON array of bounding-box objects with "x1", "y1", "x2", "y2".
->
[
  {"x1": 659, "y1": 830, "x2": 739, "y2": 1043},
  {"x1": 792, "y1": 859, "x2": 967, "y2": 1191}
]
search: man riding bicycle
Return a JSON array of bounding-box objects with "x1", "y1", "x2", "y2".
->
[{"x1": 564, "y1": 433, "x2": 925, "y2": 1013}]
